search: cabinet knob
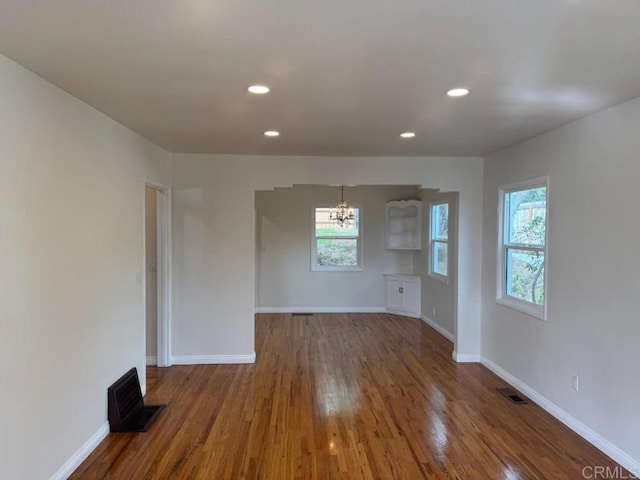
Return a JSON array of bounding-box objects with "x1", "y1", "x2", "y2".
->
[{"x1": 399, "y1": 287, "x2": 404, "y2": 294}]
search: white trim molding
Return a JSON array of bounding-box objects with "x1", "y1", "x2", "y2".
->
[
  {"x1": 496, "y1": 175, "x2": 549, "y2": 321},
  {"x1": 171, "y1": 353, "x2": 256, "y2": 365},
  {"x1": 311, "y1": 203, "x2": 364, "y2": 272},
  {"x1": 49, "y1": 422, "x2": 109, "y2": 480},
  {"x1": 256, "y1": 307, "x2": 386, "y2": 314},
  {"x1": 146, "y1": 356, "x2": 157, "y2": 365},
  {"x1": 452, "y1": 351, "x2": 481, "y2": 363},
  {"x1": 428, "y1": 200, "x2": 450, "y2": 283},
  {"x1": 481, "y1": 356, "x2": 639, "y2": 474},
  {"x1": 420, "y1": 315, "x2": 454, "y2": 342}
]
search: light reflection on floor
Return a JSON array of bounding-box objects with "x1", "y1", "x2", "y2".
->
[{"x1": 316, "y1": 374, "x2": 361, "y2": 418}]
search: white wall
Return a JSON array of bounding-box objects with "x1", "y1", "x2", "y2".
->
[
  {"x1": 414, "y1": 190, "x2": 458, "y2": 338},
  {"x1": 0, "y1": 54, "x2": 170, "y2": 479},
  {"x1": 482, "y1": 96, "x2": 640, "y2": 466},
  {"x1": 145, "y1": 186, "x2": 158, "y2": 361},
  {"x1": 256, "y1": 185, "x2": 418, "y2": 310},
  {"x1": 170, "y1": 154, "x2": 483, "y2": 359}
]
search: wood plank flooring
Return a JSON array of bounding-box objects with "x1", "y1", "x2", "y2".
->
[{"x1": 71, "y1": 313, "x2": 624, "y2": 479}]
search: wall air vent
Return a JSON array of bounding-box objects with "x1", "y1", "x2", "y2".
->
[{"x1": 107, "y1": 367, "x2": 165, "y2": 432}]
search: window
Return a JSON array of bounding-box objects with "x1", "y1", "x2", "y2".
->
[
  {"x1": 497, "y1": 177, "x2": 548, "y2": 319},
  {"x1": 429, "y1": 202, "x2": 449, "y2": 282},
  {"x1": 311, "y1": 206, "x2": 362, "y2": 271}
]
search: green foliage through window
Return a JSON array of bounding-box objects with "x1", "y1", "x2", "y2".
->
[
  {"x1": 431, "y1": 203, "x2": 449, "y2": 277},
  {"x1": 504, "y1": 186, "x2": 546, "y2": 305},
  {"x1": 317, "y1": 239, "x2": 358, "y2": 266}
]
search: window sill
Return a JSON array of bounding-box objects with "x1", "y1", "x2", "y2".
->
[
  {"x1": 311, "y1": 265, "x2": 363, "y2": 272},
  {"x1": 496, "y1": 295, "x2": 546, "y2": 321},
  {"x1": 428, "y1": 272, "x2": 449, "y2": 285}
]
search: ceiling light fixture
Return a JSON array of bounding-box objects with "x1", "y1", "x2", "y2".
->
[
  {"x1": 329, "y1": 186, "x2": 355, "y2": 227},
  {"x1": 264, "y1": 130, "x2": 279, "y2": 137},
  {"x1": 248, "y1": 85, "x2": 270, "y2": 94},
  {"x1": 446, "y1": 88, "x2": 470, "y2": 97},
  {"x1": 400, "y1": 132, "x2": 416, "y2": 138}
]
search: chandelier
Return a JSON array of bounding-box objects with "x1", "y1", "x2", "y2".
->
[{"x1": 329, "y1": 186, "x2": 355, "y2": 227}]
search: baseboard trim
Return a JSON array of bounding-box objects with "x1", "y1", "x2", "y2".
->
[
  {"x1": 480, "y1": 356, "x2": 639, "y2": 474},
  {"x1": 419, "y1": 315, "x2": 454, "y2": 342},
  {"x1": 49, "y1": 422, "x2": 109, "y2": 480},
  {"x1": 452, "y1": 351, "x2": 481, "y2": 363},
  {"x1": 146, "y1": 356, "x2": 157, "y2": 366},
  {"x1": 256, "y1": 307, "x2": 386, "y2": 314},
  {"x1": 171, "y1": 353, "x2": 256, "y2": 365},
  {"x1": 385, "y1": 308, "x2": 420, "y2": 319}
]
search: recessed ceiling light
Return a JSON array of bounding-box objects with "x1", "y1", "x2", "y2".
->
[
  {"x1": 248, "y1": 85, "x2": 270, "y2": 94},
  {"x1": 446, "y1": 88, "x2": 470, "y2": 97},
  {"x1": 264, "y1": 131, "x2": 280, "y2": 137},
  {"x1": 400, "y1": 132, "x2": 416, "y2": 138}
]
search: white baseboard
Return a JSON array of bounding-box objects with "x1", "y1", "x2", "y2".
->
[
  {"x1": 49, "y1": 422, "x2": 109, "y2": 480},
  {"x1": 256, "y1": 307, "x2": 386, "y2": 314},
  {"x1": 452, "y1": 351, "x2": 481, "y2": 363},
  {"x1": 171, "y1": 353, "x2": 256, "y2": 365},
  {"x1": 481, "y1": 356, "x2": 639, "y2": 474},
  {"x1": 420, "y1": 315, "x2": 454, "y2": 342},
  {"x1": 385, "y1": 308, "x2": 420, "y2": 319},
  {"x1": 146, "y1": 356, "x2": 157, "y2": 365}
]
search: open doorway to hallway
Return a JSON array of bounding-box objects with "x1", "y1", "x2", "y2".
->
[
  {"x1": 144, "y1": 180, "x2": 172, "y2": 368},
  {"x1": 145, "y1": 185, "x2": 159, "y2": 366}
]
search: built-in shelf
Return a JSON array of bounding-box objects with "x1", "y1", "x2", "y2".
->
[{"x1": 385, "y1": 200, "x2": 422, "y2": 250}]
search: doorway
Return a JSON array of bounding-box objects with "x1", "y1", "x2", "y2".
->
[
  {"x1": 254, "y1": 184, "x2": 458, "y2": 342},
  {"x1": 144, "y1": 180, "x2": 172, "y2": 367}
]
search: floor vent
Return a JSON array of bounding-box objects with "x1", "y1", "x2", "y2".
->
[
  {"x1": 108, "y1": 367, "x2": 166, "y2": 432},
  {"x1": 292, "y1": 313, "x2": 313, "y2": 316},
  {"x1": 497, "y1": 387, "x2": 528, "y2": 404}
]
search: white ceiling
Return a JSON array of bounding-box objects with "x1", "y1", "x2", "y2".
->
[{"x1": 1, "y1": 0, "x2": 640, "y2": 156}]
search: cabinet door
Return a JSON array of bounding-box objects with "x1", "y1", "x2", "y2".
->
[
  {"x1": 401, "y1": 279, "x2": 420, "y2": 316},
  {"x1": 386, "y1": 277, "x2": 404, "y2": 310}
]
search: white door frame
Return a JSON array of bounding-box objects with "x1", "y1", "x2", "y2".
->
[{"x1": 145, "y1": 179, "x2": 172, "y2": 367}]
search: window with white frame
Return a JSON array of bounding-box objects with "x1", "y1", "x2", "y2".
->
[
  {"x1": 497, "y1": 177, "x2": 548, "y2": 319},
  {"x1": 311, "y1": 206, "x2": 362, "y2": 271},
  {"x1": 429, "y1": 202, "x2": 449, "y2": 281}
]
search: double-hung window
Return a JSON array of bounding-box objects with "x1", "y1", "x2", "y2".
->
[
  {"x1": 497, "y1": 176, "x2": 548, "y2": 319},
  {"x1": 429, "y1": 202, "x2": 449, "y2": 282},
  {"x1": 311, "y1": 206, "x2": 362, "y2": 271}
]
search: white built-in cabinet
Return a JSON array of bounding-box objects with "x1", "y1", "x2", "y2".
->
[
  {"x1": 385, "y1": 200, "x2": 422, "y2": 250},
  {"x1": 384, "y1": 274, "x2": 421, "y2": 318}
]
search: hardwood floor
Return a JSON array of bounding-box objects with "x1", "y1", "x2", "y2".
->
[{"x1": 71, "y1": 313, "x2": 623, "y2": 479}]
